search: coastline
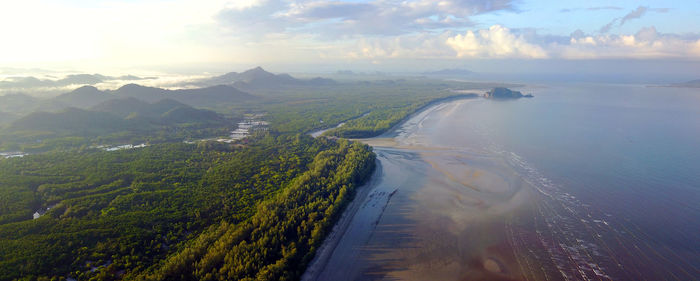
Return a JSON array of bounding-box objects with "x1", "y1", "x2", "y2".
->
[
  {"x1": 301, "y1": 94, "x2": 485, "y2": 281},
  {"x1": 310, "y1": 93, "x2": 481, "y2": 140},
  {"x1": 300, "y1": 159, "x2": 383, "y2": 281},
  {"x1": 371, "y1": 93, "x2": 481, "y2": 139}
]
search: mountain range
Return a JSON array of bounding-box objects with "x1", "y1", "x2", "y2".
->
[
  {"x1": 0, "y1": 73, "x2": 150, "y2": 90},
  {"x1": 54, "y1": 83, "x2": 260, "y2": 108},
  {"x1": 422, "y1": 68, "x2": 474, "y2": 76},
  {"x1": 6, "y1": 97, "x2": 225, "y2": 138},
  {"x1": 194, "y1": 66, "x2": 336, "y2": 89},
  {"x1": 0, "y1": 67, "x2": 334, "y2": 126}
]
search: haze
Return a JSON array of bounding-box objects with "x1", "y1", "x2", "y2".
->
[{"x1": 2, "y1": 0, "x2": 699, "y2": 80}]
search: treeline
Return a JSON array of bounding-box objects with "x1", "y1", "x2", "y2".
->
[
  {"x1": 0, "y1": 134, "x2": 374, "y2": 281},
  {"x1": 131, "y1": 139, "x2": 375, "y2": 281},
  {"x1": 326, "y1": 94, "x2": 479, "y2": 138}
]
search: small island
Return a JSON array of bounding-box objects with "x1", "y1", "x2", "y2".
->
[{"x1": 484, "y1": 87, "x2": 533, "y2": 99}]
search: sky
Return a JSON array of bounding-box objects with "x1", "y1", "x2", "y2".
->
[{"x1": 1, "y1": 0, "x2": 699, "y2": 77}]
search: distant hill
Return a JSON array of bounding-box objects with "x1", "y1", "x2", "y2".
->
[
  {"x1": 1, "y1": 78, "x2": 259, "y2": 120},
  {"x1": 195, "y1": 66, "x2": 337, "y2": 89},
  {"x1": 484, "y1": 87, "x2": 533, "y2": 99},
  {"x1": 90, "y1": 97, "x2": 157, "y2": 118},
  {"x1": 44, "y1": 83, "x2": 260, "y2": 110},
  {"x1": 6, "y1": 97, "x2": 226, "y2": 138},
  {"x1": 160, "y1": 106, "x2": 221, "y2": 124},
  {"x1": 110, "y1": 84, "x2": 167, "y2": 103},
  {"x1": 422, "y1": 68, "x2": 474, "y2": 76},
  {"x1": 336, "y1": 70, "x2": 355, "y2": 75},
  {"x1": 0, "y1": 93, "x2": 38, "y2": 113},
  {"x1": 169, "y1": 85, "x2": 260, "y2": 107},
  {"x1": 0, "y1": 73, "x2": 149, "y2": 90},
  {"x1": 8, "y1": 107, "x2": 129, "y2": 135},
  {"x1": 90, "y1": 97, "x2": 221, "y2": 124},
  {"x1": 0, "y1": 111, "x2": 17, "y2": 126},
  {"x1": 668, "y1": 79, "x2": 700, "y2": 88},
  {"x1": 53, "y1": 86, "x2": 115, "y2": 108}
]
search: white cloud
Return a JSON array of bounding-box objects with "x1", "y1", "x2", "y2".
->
[
  {"x1": 221, "y1": 0, "x2": 517, "y2": 37},
  {"x1": 336, "y1": 25, "x2": 700, "y2": 61},
  {"x1": 446, "y1": 25, "x2": 548, "y2": 58},
  {"x1": 559, "y1": 26, "x2": 700, "y2": 59},
  {"x1": 225, "y1": 0, "x2": 268, "y2": 10},
  {"x1": 599, "y1": 6, "x2": 668, "y2": 34}
]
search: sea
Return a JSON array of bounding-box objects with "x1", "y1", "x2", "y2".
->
[
  {"x1": 308, "y1": 82, "x2": 700, "y2": 281},
  {"x1": 418, "y1": 82, "x2": 700, "y2": 280}
]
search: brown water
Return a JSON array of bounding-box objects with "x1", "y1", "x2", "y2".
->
[
  {"x1": 304, "y1": 100, "x2": 543, "y2": 280},
  {"x1": 305, "y1": 84, "x2": 700, "y2": 281}
]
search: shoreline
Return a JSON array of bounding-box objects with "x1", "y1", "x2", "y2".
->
[
  {"x1": 372, "y1": 93, "x2": 480, "y2": 139},
  {"x1": 300, "y1": 159, "x2": 383, "y2": 281},
  {"x1": 301, "y1": 95, "x2": 482, "y2": 280}
]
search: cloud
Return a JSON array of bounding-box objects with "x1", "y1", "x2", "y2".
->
[
  {"x1": 561, "y1": 6, "x2": 622, "y2": 13},
  {"x1": 225, "y1": 0, "x2": 268, "y2": 10},
  {"x1": 599, "y1": 19, "x2": 619, "y2": 33},
  {"x1": 560, "y1": 26, "x2": 700, "y2": 59},
  {"x1": 599, "y1": 6, "x2": 668, "y2": 33},
  {"x1": 346, "y1": 32, "x2": 456, "y2": 59},
  {"x1": 588, "y1": 6, "x2": 623, "y2": 11},
  {"x1": 0, "y1": 74, "x2": 155, "y2": 95},
  {"x1": 446, "y1": 25, "x2": 548, "y2": 58},
  {"x1": 619, "y1": 6, "x2": 648, "y2": 26},
  {"x1": 218, "y1": 0, "x2": 518, "y2": 38},
  {"x1": 336, "y1": 25, "x2": 700, "y2": 61}
]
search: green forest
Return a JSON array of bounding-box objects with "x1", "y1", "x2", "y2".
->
[
  {"x1": 0, "y1": 135, "x2": 374, "y2": 280},
  {"x1": 0, "y1": 73, "x2": 497, "y2": 280}
]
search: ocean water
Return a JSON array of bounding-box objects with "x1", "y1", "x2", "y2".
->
[
  {"x1": 308, "y1": 82, "x2": 700, "y2": 281},
  {"x1": 423, "y1": 83, "x2": 700, "y2": 280}
]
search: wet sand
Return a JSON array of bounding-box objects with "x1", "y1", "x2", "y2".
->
[
  {"x1": 305, "y1": 85, "x2": 700, "y2": 281},
  {"x1": 303, "y1": 99, "x2": 543, "y2": 281}
]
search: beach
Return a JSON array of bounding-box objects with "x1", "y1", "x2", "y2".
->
[
  {"x1": 303, "y1": 98, "x2": 541, "y2": 281},
  {"x1": 304, "y1": 83, "x2": 700, "y2": 281}
]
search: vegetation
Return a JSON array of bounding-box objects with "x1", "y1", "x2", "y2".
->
[
  {"x1": 0, "y1": 134, "x2": 374, "y2": 280},
  {"x1": 0, "y1": 98, "x2": 237, "y2": 152},
  {"x1": 257, "y1": 80, "x2": 490, "y2": 136},
  {"x1": 0, "y1": 68, "x2": 504, "y2": 281}
]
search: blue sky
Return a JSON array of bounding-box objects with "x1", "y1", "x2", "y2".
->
[
  {"x1": 475, "y1": 1, "x2": 700, "y2": 35},
  {"x1": 1, "y1": 0, "x2": 699, "y2": 74}
]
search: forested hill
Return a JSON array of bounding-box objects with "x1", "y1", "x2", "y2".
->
[{"x1": 0, "y1": 134, "x2": 375, "y2": 280}]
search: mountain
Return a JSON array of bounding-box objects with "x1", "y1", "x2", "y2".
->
[
  {"x1": 111, "y1": 84, "x2": 168, "y2": 103},
  {"x1": 422, "y1": 68, "x2": 473, "y2": 76},
  {"x1": 8, "y1": 107, "x2": 129, "y2": 135},
  {"x1": 195, "y1": 67, "x2": 336, "y2": 89},
  {"x1": 483, "y1": 87, "x2": 533, "y2": 99},
  {"x1": 160, "y1": 106, "x2": 222, "y2": 124},
  {"x1": 169, "y1": 85, "x2": 260, "y2": 107},
  {"x1": 668, "y1": 79, "x2": 700, "y2": 88},
  {"x1": 0, "y1": 74, "x2": 149, "y2": 90},
  {"x1": 238, "y1": 66, "x2": 282, "y2": 83},
  {"x1": 107, "y1": 84, "x2": 259, "y2": 107},
  {"x1": 307, "y1": 77, "x2": 337, "y2": 86},
  {"x1": 53, "y1": 86, "x2": 115, "y2": 108},
  {"x1": 91, "y1": 97, "x2": 222, "y2": 124},
  {"x1": 90, "y1": 97, "x2": 155, "y2": 118},
  {"x1": 336, "y1": 70, "x2": 355, "y2": 75},
  {"x1": 0, "y1": 93, "x2": 38, "y2": 113},
  {"x1": 6, "y1": 97, "x2": 226, "y2": 138},
  {"x1": 0, "y1": 111, "x2": 17, "y2": 126},
  {"x1": 1, "y1": 82, "x2": 259, "y2": 118}
]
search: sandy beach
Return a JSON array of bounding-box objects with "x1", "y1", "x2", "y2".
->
[{"x1": 302, "y1": 98, "x2": 541, "y2": 281}]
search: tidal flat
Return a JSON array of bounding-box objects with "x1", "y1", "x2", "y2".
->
[
  {"x1": 304, "y1": 83, "x2": 700, "y2": 281},
  {"x1": 304, "y1": 99, "x2": 542, "y2": 281}
]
